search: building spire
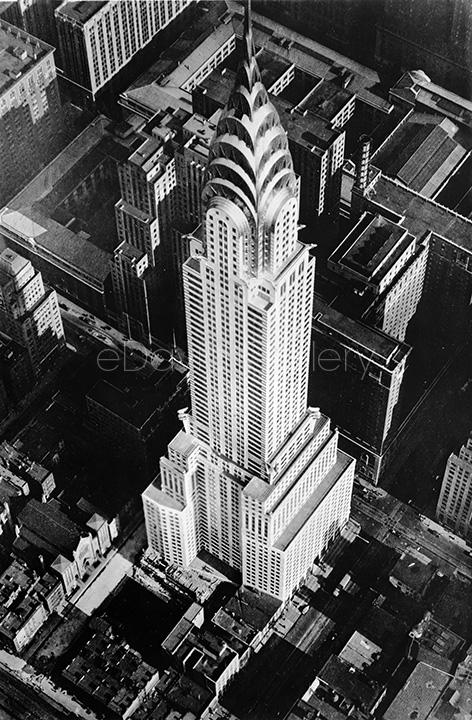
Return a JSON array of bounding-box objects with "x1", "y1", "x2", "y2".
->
[
  {"x1": 243, "y1": 0, "x2": 254, "y2": 66},
  {"x1": 234, "y1": 0, "x2": 260, "y2": 98},
  {"x1": 202, "y1": 0, "x2": 298, "y2": 272}
]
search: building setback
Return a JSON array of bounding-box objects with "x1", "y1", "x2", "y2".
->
[
  {"x1": 328, "y1": 211, "x2": 429, "y2": 343},
  {"x1": 0, "y1": 249, "x2": 64, "y2": 375},
  {"x1": 111, "y1": 241, "x2": 152, "y2": 344},
  {"x1": 142, "y1": 6, "x2": 354, "y2": 602}
]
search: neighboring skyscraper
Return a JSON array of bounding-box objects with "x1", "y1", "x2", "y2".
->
[
  {"x1": 311, "y1": 299, "x2": 411, "y2": 484},
  {"x1": 436, "y1": 434, "x2": 472, "y2": 542},
  {"x1": 328, "y1": 212, "x2": 428, "y2": 343},
  {"x1": 111, "y1": 241, "x2": 152, "y2": 344},
  {"x1": 143, "y1": 5, "x2": 354, "y2": 601},
  {"x1": 115, "y1": 135, "x2": 176, "y2": 269},
  {"x1": 0, "y1": 249, "x2": 64, "y2": 374},
  {"x1": 0, "y1": 18, "x2": 64, "y2": 205},
  {"x1": 55, "y1": 0, "x2": 193, "y2": 100}
]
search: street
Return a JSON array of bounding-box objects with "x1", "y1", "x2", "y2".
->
[
  {"x1": 0, "y1": 665, "x2": 83, "y2": 720},
  {"x1": 58, "y1": 293, "x2": 187, "y2": 372},
  {"x1": 351, "y1": 485, "x2": 472, "y2": 578}
]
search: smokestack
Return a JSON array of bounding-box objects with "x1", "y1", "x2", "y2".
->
[{"x1": 355, "y1": 135, "x2": 371, "y2": 192}]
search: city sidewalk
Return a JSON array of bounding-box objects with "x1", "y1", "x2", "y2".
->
[{"x1": 0, "y1": 649, "x2": 98, "y2": 719}]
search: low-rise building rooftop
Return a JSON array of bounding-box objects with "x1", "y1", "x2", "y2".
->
[
  {"x1": 299, "y1": 78, "x2": 354, "y2": 124},
  {"x1": 384, "y1": 662, "x2": 450, "y2": 720},
  {"x1": 62, "y1": 619, "x2": 159, "y2": 718},
  {"x1": 213, "y1": 586, "x2": 281, "y2": 647},
  {"x1": 0, "y1": 19, "x2": 52, "y2": 95},
  {"x1": 317, "y1": 654, "x2": 384, "y2": 714},
  {"x1": 86, "y1": 368, "x2": 183, "y2": 430},
  {"x1": 372, "y1": 113, "x2": 468, "y2": 198},
  {"x1": 365, "y1": 174, "x2": 472, "y2": 253},
  {"x1": 389, "y1": 551, "x2": 436, "y2": 599},
  {"x1": 17, "y1": 498, "x2": 83, "y2": 559}
]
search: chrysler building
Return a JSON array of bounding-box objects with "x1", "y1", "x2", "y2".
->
[{"x1": 142, "y1": 3, "x2": 354, "y2": 601}]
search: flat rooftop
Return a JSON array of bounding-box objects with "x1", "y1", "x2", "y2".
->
[
  {"x1": 384, "y1": 663, "x2": 450, "y2": 720},
  {"x1": 256, "y1": 47, "x2": 293, "y2": 90},
  {"x1": 56, "y1": 1, "x2": 106, "y2": 24},
  {"x1": 0, "y1": 247, "x2": 29, "y2": 280},
  {"x1": 247, "y1": 6, "x2": 391, "y2": 113},
  {"x1": 330, "y1": 212, "x2": 412, "y2": 284},
  {"x1": 87, "y1": 368, "x2": 182, "y2": 429},
  {"x1": 18, "y1": 498, "x2": 82, "y2": 557},
  {"x1": 275, "y1": 450, "x2": 353, "y2": 551},
  {"x1": 128, "y1": 136, "x2": 171, "y2": 174},
  {"x1": 0, "y1": 19, "x2": 52, "y2": 95},
  {"x1": 373, "y1": 113, "x2": 468, "y2": 197},
  {"x1": 132, "y1": 667, "x2": 212, "y2": 719},
  {"x1": 213, "y1": 586, "x2": 281, "y2": 645},
  {"x1": 0, "y1": 116, "x2": 133, "y2": 285},
  {"x1": 143, "y1": 483, "x2": 184, "y2": 512},
  {"x1": 121, "y1": 2, "x2": 229, "y2": 115},
  {"x1": 339, "y1": 631, "x2": 382, "y2": 671},
  {"x1": 313, "y1": 298, "x2": 410, "y2": 369},
  {"x1": 196, "y1": 65, "x2": 338, "y2": 150},
  {"x1": 390, "y1": 552, "x2": 436, "y2": 593},
  {"x1": 391, "y1": 72, "x2": 472, "y2": 129},
  {"x1": 196, "y1": 64, "x2": 234, "y2": 109},
  {"x1": 62, "y1": 622, "x2": 157, "y2": 716},
  {"x1": 114, "y1": 241, "x2": 146, "y2": 262},
  {"x1": 274, "y1": 94, "x2": 339, "y2": 151},
  {"x1": 367, "y1": 174, "x2": 472, "y2": 253},
  {"x1": 318, "y1": 654, "x2": 383, "y2": 711},
  {"x1": 0, "y1": 206, "x2": 110, "y2": 286},
  {"x1": 300, "y1": 78, "x2": 354, "y2": 121}
]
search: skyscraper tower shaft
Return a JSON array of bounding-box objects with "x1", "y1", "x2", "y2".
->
[{"x1": 143, "y1": 2, "x2": 354, "y2": 600}]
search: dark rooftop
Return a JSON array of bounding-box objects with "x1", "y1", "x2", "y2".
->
[
  {"x1": 17, "y1": 498, "x2": 82, "y2": 558},
  {"x1": 213, "y1": 586, "x2": 281, "y2": 645},
  {"x1": 373, "y1": 114, "x2": 467, "y2": 196},
  {"x1": 366, "y1": 174, "x2": 472, "y2": 253},
  {"x1": 62, "y1": 620, "x2": 158, "y2": 716},
  {"x1": 86, "y1": 368, "x2": 183, "y2": 429},
  {"x1": 274, "y1": 94, "x2": 339, "y2": 150},
  {"x1": 313, "y1": 298, "x2": 410, "y2": 368},
  {"x1": 390, "y1": 552, "x2": 436, "y2": 594},
  {"x1": 256, "y1": 48, "x2": 292, "y2": 90},
  {"x1": 330, "y1": 212, "x2": 412, "y2": 285},
  {"x1": 318, "y1": 655, "x2": 383, "y2": 712},
  {"x1": 56, "y1": 1, "x2": 106, "y2": 24},
  {"x1": 300, "y1": 78, "x2": 354, "y2": 122}
]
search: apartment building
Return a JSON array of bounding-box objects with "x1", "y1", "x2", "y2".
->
[
  {"x1": 0, "y1": 18, "x2": 63, "y2": 204},
  {"x1": 55, "y1": 0, "x2": 193, "y2": 99}
]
